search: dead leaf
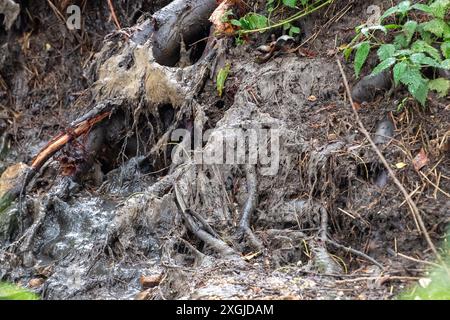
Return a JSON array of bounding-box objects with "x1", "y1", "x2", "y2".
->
[
  {"x1": 412, "y1": 148, "x2": 429, "y2": 171},
  {"x1": 140, "y1": 274, "x2": 162, "y2": 289},
  {"x1": 28, "y1": 278, "x2": 45, "y2": 288},
  {"x1": 135, "y1": 289, "x2": 152, "y2": 300},
  {"x1": 395, "y1": 162, "x2": 407, "y2": 169},
  {"x1": 0, "y1": 162, "x2": 29, "y2": 198}
]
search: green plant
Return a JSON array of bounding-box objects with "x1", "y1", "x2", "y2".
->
[
  {"x1": 399, "y1": 229, "x2": 450, "y2": 300},
  {"x1": 345, "y1": 0, "x2": 450, "y2": 105},
  {"x1": 225, "y1": 0, "x2": 333, "y2": 41},
  {"x1": 216, "y1": 63, "x2": 231, "y2": 97},
  {"x1": 0, "y1": 282, "x2": 39, "y2": 300}
]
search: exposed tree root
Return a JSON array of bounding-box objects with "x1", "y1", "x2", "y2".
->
[
  {"x1": 174, "y1": 182, "x2": 239, "y2": 259},
  {"x1": 237, "y1": 165, "x2": 264, "y2": 251},
  {"x1": 150, "y1": 0, "x2": 218, "y2": 66}
]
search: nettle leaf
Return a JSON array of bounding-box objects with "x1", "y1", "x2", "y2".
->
[
  {"x1": 429, "y1": 0, "x2": 450, "y2": 19},
  {"x1": 411, "y1": 40, "x2": 442, "y2": 61},
  {"x1": 393, "y1": 49, "x2": 413, "y2": 57},
  {"x1": 283, "y1": 0, "x2": 297, "y2": 8},
  {"x1": 398, "y1": 67, "x2": 424, "y2": 87},
  {"x1": 408, "y1": 80, "x2": 429, "y2": 106},
  {"x1": 442, "y1": 42, "x2": 450, "y2": 59},
  {"x1": 381, "y1": 1, "x2": 411, "y2": 21},
  {"x1": 399, "y1": 67, "x2": 429, "y2": 105},
  {"x1": 409, "y1": 52, "x2": 442, "y2": 68},
  {"x1": 428, "y1": 78, "x2": 450, "y2": 97},
  {"x1": 442, "y1": 59, "x2": 450, "y2": 69},
  {"x1": 412, "y1": 3, "x2": 433, "y2": 14},
  {"x1": 378, "y1": 44, "x2": 396, "y2": 60},
  {"x1": 421, "y1": 19, "x2": 449, "y2": 38},
  {"x1": 246, "y1": 13, "x2": 268, "y2": 30},
  {"x1": 354, "y1": 41, "x2": 371, "y2": 78},
  {"x1": 394, "y1": 34, "x2": 408, "y2": 49},
  {"x1": 403, "y1": 20, "x2": 418, "y2": 44},
  {"x1": 371, "y1": 57, "x2": 396, "y2": 75},
  {"x1": 393, "y1": 61, "x2": 408, "y2": 86}
]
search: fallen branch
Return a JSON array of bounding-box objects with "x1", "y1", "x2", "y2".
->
[{"x1": 336, "y1": 59, "x2": 440, "y2": 262}]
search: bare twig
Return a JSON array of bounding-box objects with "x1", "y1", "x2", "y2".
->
[
  {"x1": 326, "y1": 239, "x2": 384, "y2": 269},
  {"x1": 336, "y1": 59, "x2": 440, "y2": 262},
  {"x1": 107, "y1": 0, "x2": 121, "y2": 30}
]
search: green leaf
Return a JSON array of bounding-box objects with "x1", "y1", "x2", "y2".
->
[
  {"x1": 230, "y1": 19, "x2": 242, "y2": 27},
  {"x1": 399, "y1": 66, "x2": 425, "y2": 86},
  {"x1": 421, "y1": 19, "x2": 449, "y2": 38},
  {"x1": 408, "y1": 80, "x2": 429, "y2": 106},
  {"x1": 354, "y1": 41, "x2": 371, "y2": 77},
  {"x1": 378, "y1": 44, "x2": 396, "y2": 61},
  {"x1": 442, "y1": 42, "x2": 450, "y2": 59},
  {"x1": 428, "y1": 78, "x2": 450, "y2": 97},
  {"x1": 381, "y1": 1, "x2": 411, "y2": 21},
  {"x1": 344, "y1": 47, "x2": 353, "y2": 61},
  {"x1": 411, "y1": 40, "x2": 442, "y2": 61},
  {"x1": 442, "y1": 59, "x2": 450, "y2": 69},
  {"x1": 398, "y1": 67, "x2": 429, "y2": 105},
  {"x1": 394, "y1": 34, "x2": 408, "y2": 49},
  {"x1": 403, "y1": 20, "x2": 418, "y2": 44},
  {"x1": 409, "y1": 52, "x2": 442, "y2": 68},
  {"x1": 216, "y1": 63, "x2": 231, "y2": 97},
  {"x1": 393, "y1": 49, "x2": 413, "y2": 57},
  {"x1": 429, "y1": 0, "x2": 450, "y2": 19},
  {"x1": 371, "y1": 57, "x2": 396, "y2": 75},
  {"x1": 412, "y1": 3, "x2": 433, "y2": 14},
  {"x1": 0, "y1": 282, "x2": 39, "y2": 300},
  {"x1": 289, "y1": 25, "x2": 301, "y2": 37},
  {"x1": 283, "y1": 0, "x2": 297, "y2": 8},
  {"x1": 246, "y1": 13, "x2": 268, "y2": 30},
  {"x1": 393, "y1": 61, "x2": 408, "y2": 86}
]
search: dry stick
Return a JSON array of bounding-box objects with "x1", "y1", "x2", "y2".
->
[
  {"x1": 327, "y1": 239, "x2": 383, "y2": 269},
  {"x1": 107, "y1": 0, "x2": 121, "y2": 30},
  {"x1": 336, "y1": 60, "x2": 440, "y2": 262}
]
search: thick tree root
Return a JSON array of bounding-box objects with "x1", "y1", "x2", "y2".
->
[
  {"x1": 237, "y1": 165, "x2": 264, "y2": 251},
  {"x1": 174, "y1": 182, "x2": 239, "y2": 259}
]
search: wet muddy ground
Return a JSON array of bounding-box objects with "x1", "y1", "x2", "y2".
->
[{"x1": 0, "y1": 0, "x2": 449, "y2": 300}]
